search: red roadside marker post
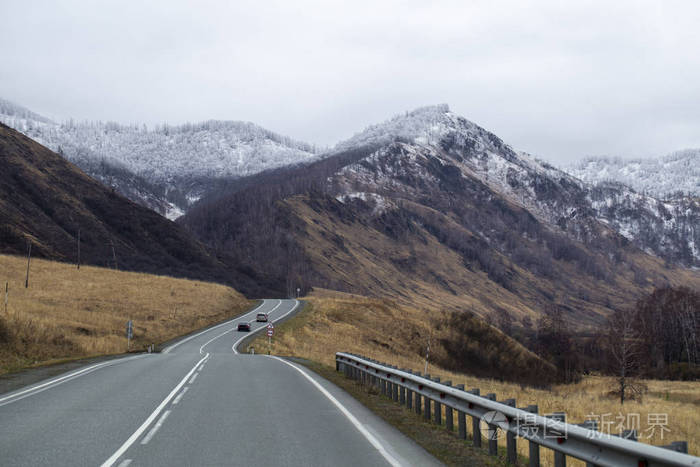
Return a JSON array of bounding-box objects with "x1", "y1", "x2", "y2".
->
[{"x1": 267, "y1": 323, "x2": 274, "y2": 355}]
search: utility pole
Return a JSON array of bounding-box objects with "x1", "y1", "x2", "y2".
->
[
  {"x1": 25, "y1": 241, "x2": 32, "y2": 288},
  {"x1": 110, "y1": 238, "x2": 117, "y2": 270}
]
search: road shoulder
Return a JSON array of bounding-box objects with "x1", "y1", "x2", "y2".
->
[
  {"x1": 273, "y1": 356, "x2": 444, "y2": 467},
  {"x1": 286, "y1": 358, "x2": 510, "y2": 466}
]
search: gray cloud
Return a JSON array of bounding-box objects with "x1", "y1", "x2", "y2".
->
[{"x1": 1, "y1": 0, "x2": 698, "y2": 163}]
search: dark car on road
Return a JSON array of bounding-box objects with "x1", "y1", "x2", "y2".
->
[
  {"x1": 237, "y1": 322, "x2": 251, "y2": 332},
  {"x1": 256, "y1": 313, "x2": 268, "y2": 322}
]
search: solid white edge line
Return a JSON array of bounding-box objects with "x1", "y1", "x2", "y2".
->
[
  {"x1": 198, "y1": 299, "x2": 283, "y2": 354},
  {"x1": 100, "y1": 353, "x2": 209, "y2": 467},
  {"x1": 268, "y1": 356, "x2": 402, "y2": 467},
  {"x1": 0, "y1": 354, "x2": 146, "y2": 406},
  {"x1": 164, "y1": 300, "x2": 269, "y2": 354},
  {"x1": 231, "y1": 299, "x2": 299, "y2": 354},
  {"x1": 140, "y1": 410, "x2": 171, "y2": 445}
]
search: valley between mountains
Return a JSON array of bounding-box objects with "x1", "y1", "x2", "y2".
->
[{"x1": 1, "y1": 101, "x2": 698, "y2": 382}]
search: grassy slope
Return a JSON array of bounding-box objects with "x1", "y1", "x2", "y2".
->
[
  {"x1": 285, "y1": 195, "x2": 700, "y2": 331},
  {"x1": 0, "y1": 254, "x2": 251, "y2": 373},
  {"x1": 253, "y1": 290, "x2": 699, "y2": 463}
]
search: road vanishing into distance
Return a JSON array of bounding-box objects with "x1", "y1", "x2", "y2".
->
[{"x1": 0, "y1": 299, "x2": 440, "y2": 467}]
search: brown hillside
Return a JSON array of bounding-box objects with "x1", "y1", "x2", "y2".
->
[
  {"x1": 0, "y1": 123, "x2": 265, "y2": 289},
  {"x1": 181, "y1": 108, "x2": 700, "y2": 327},
  {"x1": 283, "y1": 194, "x2": 699, "y2": 330}
]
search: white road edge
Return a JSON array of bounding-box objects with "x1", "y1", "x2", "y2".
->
[
  {"x1": 164, "y1": 300, "x2": 269, "y2": 354},
  {"x1": 199, "y1": 299, "x2": 283, "y2": 354},
  {"x1": 269, "y1": 356, "x2": 403, "y2": 467},
  {"x1": 0, "y1": 354, "x2": 147, "y2": 407}
]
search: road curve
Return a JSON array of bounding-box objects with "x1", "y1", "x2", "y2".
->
[{"x1": 0, "y1": 299, "x2": 441, "y2": 467}]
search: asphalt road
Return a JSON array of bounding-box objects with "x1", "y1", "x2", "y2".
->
[{"x1": 0, "y1": 299, "x2": 441, "y2": 467}]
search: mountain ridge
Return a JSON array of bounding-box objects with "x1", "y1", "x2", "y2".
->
[
  {"x1": 0, "y1": 122, "x2": 281, "y2": 296},
  {"x1": 3, "y1": 98, "x2": 698, "y2": 267},
  {"x1": 181, "y1": 106, "x2": 700, "y2": 330},
  {"x1": 0, "y1": 98, "x2": 320, "y2": 219},
  {"x1": 331, "y1": 105, "x2": 699, "y2": 266}
]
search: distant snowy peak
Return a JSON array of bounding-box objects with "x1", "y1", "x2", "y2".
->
[
  {"x1": 332, "y1": 106, "x2": 699, "y2": 266},
  {"x1": 565, "y1": 149, "x2": 700, "y2": 198},
  {"x1": 335, "y1": 104, "x2": 572, "y2": 189},
  {"x1": 334, "y1": 104, "x2": 493, "y2": 151}
]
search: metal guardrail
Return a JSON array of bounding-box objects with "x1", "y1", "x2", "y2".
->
[{"x1": 336, "y1": 352, "x2": 699, "y2": 467}]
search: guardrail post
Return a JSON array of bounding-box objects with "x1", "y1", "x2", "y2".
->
[
  {"x1": 469, "y1": 389, "x2": 481, "y2": 447},
  {"x1": 399, "y1": 369, "x2": 406, "y2": 405},
  {"x1": 663, "y1": 441, "x2": 688, "y2": 453},
  {"x1": 406, "y1": 370, "x2": 413, "y2": 410},
  {"x1": 525, "y1": 405, "x2": 540, "y2": 467},
  {"x1": 444, "y1": 381, "x2": 453, "y2": 432},
  {"x1": 423, "y1": 374, "x2": 432, "y2": 421},
  {"x1": 456, "y1": 384, "x2": 466, "y2": 440},
  {"x1": 621, "y1": 429, "x2": 637, "y2": 441},
  {"x1": 548, "y1": 412, "x2": 566, "y2": 467},
  {"x1": 485, "y1": 393, "x2": 498, "y2": 456},
  {"x1": 381, "y1": 375, "x2": 387, "y2": 396},
  {"x1": 433, "y1": 377, "x2": 442, "y2": 425},
  {"x1": 392, "y1": 367, "x2": 399, "y2": 402},
  {"x1": 336, "y1": 359, "x2": 340, "y2": 371},
  {"x1": 414, "y1": 372, "x2": 422, "y2": 415},
  {"x1": 502, "y1": 398, "x2": 517, "y2": 464}
]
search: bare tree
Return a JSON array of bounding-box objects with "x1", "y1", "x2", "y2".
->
[{"x1": 606, "y1": 309, "x2": 646, "y2": 404}]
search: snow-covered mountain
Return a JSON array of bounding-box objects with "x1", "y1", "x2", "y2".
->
[
  {"x1": 564, "y1": 150, "x2": 699, "y2": 198},
  {"x1": 330, "y1": 105, "x2": 699, "y2": 266},
  {"x1": 0, "y1": 98, "x2": 319, "y2": 219},
  {"x1": 182, "y1": 104, "x2": 699, "y2": 327}
]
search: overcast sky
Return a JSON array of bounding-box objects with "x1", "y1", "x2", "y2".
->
[{"x1": 1, "y1": 0, "x2": 699, "y2": 163}]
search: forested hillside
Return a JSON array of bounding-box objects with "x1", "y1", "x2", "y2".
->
[{"x1": 0, "y1": 98, "x2": 319, "y2": 218}]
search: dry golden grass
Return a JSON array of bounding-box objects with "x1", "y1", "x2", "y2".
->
[
  {"x1": 254, "y1": 290, "x2": 699, "y2": 464},
  {"x1": 0, "y1": 254, "x2": 251, "y2": 373},
  {"x1": 285, "y1": 196, "x2": 700, "y2": 333}
]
